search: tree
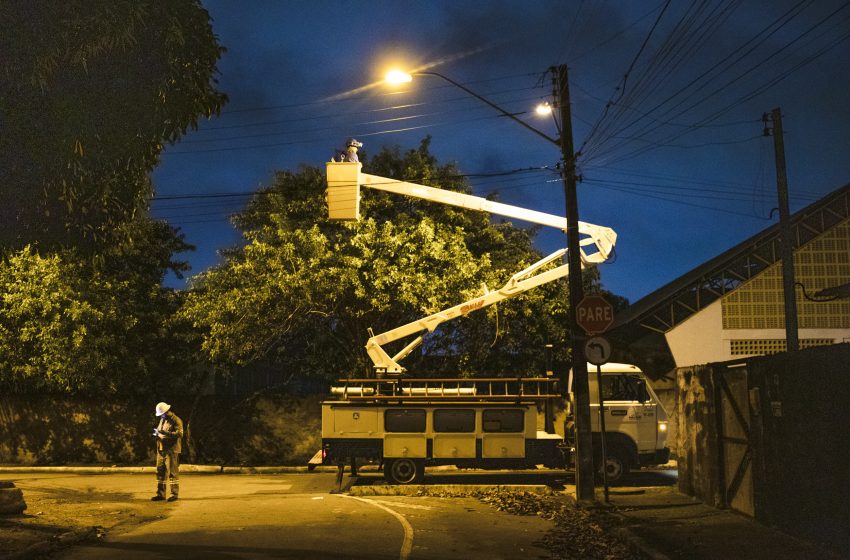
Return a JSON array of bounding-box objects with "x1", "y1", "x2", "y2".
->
[
  {"x1": 184, "y1": 140, "x2": 586, "y2": 382},
  {"x1": 0, "y1": 219, "x2": 205, "y2": 396},
  {"x1": 0, "y1": 247, "x2": 130, "y2": 392},
  {"x1": 0, "y1": 0, "x2": 227, "y2": 251}
]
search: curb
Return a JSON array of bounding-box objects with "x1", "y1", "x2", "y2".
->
[
  {"x1": 0, "y1": 465, "x2": 339, "y2": 475},
  {"x1": 1, "y1": 526, "x2": 101, "y2": 560},
  {"x1": 609, "y1": 527, "x2": 672, "y2": 560},
  {"x1": 349, "y1": 484, "x2": 554, "y2": 497},
  {"x1": 566, "y1": 491, "x2": 672, "y2": 560}
]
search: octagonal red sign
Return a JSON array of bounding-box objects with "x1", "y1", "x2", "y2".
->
[{"x1": 576, "y1": 295, "x2": 614, "y2": 334}]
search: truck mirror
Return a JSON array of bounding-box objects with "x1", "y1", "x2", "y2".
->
[
  {"x1": 635, "y1": 379, "x2": 650, "y2": 403},
  {"x1": 326, "y1": 162, "x2": 362, "y2": 220}
]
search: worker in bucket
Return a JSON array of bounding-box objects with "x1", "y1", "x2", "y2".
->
[
  {"x1": 151, "y1": 401, "x2": 184, "y2": 502},
  {"x1": 337, "y1": 138, "x2": 362, "y2": 162}
]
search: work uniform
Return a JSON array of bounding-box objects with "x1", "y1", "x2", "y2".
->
[
  {"x1": 155, "y1": 411, "x2": 183, "y2": 499},
  {"x1": 340, "y1": 147, "x2": 359, "y2": 162}
]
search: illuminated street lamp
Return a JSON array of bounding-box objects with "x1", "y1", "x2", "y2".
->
[
  {"x1": 385, "y1": 69, "x2": 413, "y2": 84},
  {"x1": 535, "y1": 101, "x2": 553, "y2": 116},
  {"x1": 384, "y1": 69, "x2": 558, "y2": 145},
  {"x1": 384, "y1": 65, "x2": 597, "y2": 503}
]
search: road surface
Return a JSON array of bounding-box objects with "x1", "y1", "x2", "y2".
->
[{"x1": 11, "y1": 472, "x2": 555, "y2": 560}]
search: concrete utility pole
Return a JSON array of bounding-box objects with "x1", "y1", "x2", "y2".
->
[
  {"x1": 553, "y1": 64, "x2": 595, "y2": 503},
  {"x1": 765, "y1": 108, "x2": 800, "y2": 353}
]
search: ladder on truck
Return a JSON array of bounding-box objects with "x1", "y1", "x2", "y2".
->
[{"x1": 329, "y1": 377, "x2": 561, "y2": 402}]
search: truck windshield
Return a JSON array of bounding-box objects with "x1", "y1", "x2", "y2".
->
[{"x1": 601, "y1": 374, "x2": 649, "y2": 402}]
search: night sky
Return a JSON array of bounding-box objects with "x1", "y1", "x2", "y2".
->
[{"x1": 151, "y1": 0, "x2": 850, "y2": 304}]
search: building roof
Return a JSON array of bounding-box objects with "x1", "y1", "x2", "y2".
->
[{"x1": 610, "y1": 182, "x2": 850, "y2": 338}]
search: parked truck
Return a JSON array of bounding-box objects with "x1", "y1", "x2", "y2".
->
[{"x1": 566, "y1": 362, "x2": 670, "y2": 482}]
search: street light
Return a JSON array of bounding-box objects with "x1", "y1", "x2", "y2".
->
[
  {"x1": 535, "y1": 101, "x2": 553, "y2": 116},
  {"x1": 384, "y1": 66, "x2": 597, "y2": 503},
  {"x1": 385, "y1": 69, "x2": 413, "y2": 84},
  {"x1": 384, "y1": 69, "x2": 559, "y2": 145}
]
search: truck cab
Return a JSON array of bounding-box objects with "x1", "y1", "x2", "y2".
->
[{"x1": 567, "y1": 362, "x2": 670, "y2": 482}]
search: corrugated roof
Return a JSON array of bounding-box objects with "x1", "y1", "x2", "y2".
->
[{"x1": 610, "y1": 182, "x2": 850, "y2": 337}]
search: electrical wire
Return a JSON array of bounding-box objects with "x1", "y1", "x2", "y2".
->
[
  {"x1": 580, "y1": 0, "x2": 812, "y2": 162},
  {"x1": 582, "y1": 1, "x2": 849, "y2": 167}
]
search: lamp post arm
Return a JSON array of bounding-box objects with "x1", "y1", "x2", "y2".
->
[{"x1": 416, "y1": 71, "x2": 559, "y2": 146}]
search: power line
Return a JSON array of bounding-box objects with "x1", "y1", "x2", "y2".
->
[
  {"x1": 213, "y1": 71, "x2": 543, "y2": 116},
  {"x1": 584, "y1": 180, "x2": 776, "y2": 220},
  {"x1": 580, "y1": 0, "x2": 812, "y2": 162},
  {"x1": 177, "y1": 90, "x2": 546, "y2": 146},
  {"x1": 581, "y1": 1, "x2": 850, "y2": 167}
]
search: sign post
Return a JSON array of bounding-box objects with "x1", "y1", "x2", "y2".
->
[
  {"x1": 577, "y1": 295, "x2": 615, "y2": 502},
  {"x1": 586, "y1": 335, "x2": 612, "y2": 502}
]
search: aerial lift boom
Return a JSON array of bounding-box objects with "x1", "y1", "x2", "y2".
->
[{"x1": 326, "y1": 162, "x2": 617, "y2": 375}]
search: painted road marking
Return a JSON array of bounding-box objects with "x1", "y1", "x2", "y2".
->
[{"x1": 340, "y1": 494, "x2": 413, "y2": 560}]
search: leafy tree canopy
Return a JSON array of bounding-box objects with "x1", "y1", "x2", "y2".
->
[
  {"x1": 0, "y1": 220, "x2": 203, "y2": 395},
  {"x1": 0, "y1": 246, "x2": 130, "y2": 392},
  {"x1": 0, "y1": 0, "x2": 227, "y2": 251},
  {"x1": 183, "y1": 139, "x2": 611, "y2": 382}
]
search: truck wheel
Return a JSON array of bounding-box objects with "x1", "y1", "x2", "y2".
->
[
  {"x1": 597, "y1": 446, "x2": 630, "y2": 484},
  {"x1": 384, "y1": 458, "x2": 423, "y2": 485}
]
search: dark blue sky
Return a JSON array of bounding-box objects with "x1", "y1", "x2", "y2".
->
[{"x1": 152, "y1": 0, "x2": 850, "y2": 303}]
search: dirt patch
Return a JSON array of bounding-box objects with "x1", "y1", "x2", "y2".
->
[{"x1": 0, "y1": 482, "x2": 167, "y2": 559}]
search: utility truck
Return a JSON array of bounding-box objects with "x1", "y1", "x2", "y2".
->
[
  {"x1": 566, "y1": 362, "x2": 670, "y2": 483},
  {"x1": 320, "y1": 162, "x2": 669, "y2": 483}
]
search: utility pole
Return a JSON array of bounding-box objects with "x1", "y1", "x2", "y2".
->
[
  {"x1": 554, "y1": 64, "x2": 595, "y2": 503},
  {"x1": 764, "y1": 107, "x2": 799, "y2": 352}
]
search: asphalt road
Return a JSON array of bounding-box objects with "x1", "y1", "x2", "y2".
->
[{"x1": 11, "y1": 472, "x2": 556, "y2": 560}]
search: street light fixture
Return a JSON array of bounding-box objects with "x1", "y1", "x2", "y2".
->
[
  {"x1": 383, "y1": 65, "x2": 596, "y2": 503},
  {"x1": 385, "y1": 70, "x2": 413, "y2": 84},
  {"x1": 535, "y1": 101, "x2": 553, "y2": 116},
  {"x1": 384, "y1": 69, "x2": 559, "y2": 145}
]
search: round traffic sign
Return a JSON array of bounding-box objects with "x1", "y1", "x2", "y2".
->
[{"x1": 585, "y1": 336, "x2": 612, "y2": 366}]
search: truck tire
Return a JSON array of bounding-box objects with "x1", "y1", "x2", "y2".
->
[
  {"x1": 384, "y1": 458, "x2": 424, "y2": 485},
  {"x1": 596, "y1": 445, "x2": 630, "y2": 484}
]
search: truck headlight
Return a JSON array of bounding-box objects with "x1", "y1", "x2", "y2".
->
[{"x1": 657, "y1": 421, "x2": 668, "y2": 433}]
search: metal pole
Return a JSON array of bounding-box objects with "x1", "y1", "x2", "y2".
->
[
  {"x1": 544, "y1": 344, "x2": 555, "y2": 434},
  {"x1": 596, "y1": 364, "x2": 609, "y2": 502},
  {"x1": 554, "y1": 64, "x2": 595, "y2": 503},
  {"x1": 769, "y1": 108, "x2": 800, "y2": 353}
]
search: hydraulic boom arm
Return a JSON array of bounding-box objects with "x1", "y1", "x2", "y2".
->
[
  {"x1": 365, "y1": 248, "x2": 575, "y2": 374},
  {"x1": 327, "y1": 162, "x2": 616, "y2": 264},
  {"x1": 325, "y1": 161, "x2": 617, "y2": 375}
]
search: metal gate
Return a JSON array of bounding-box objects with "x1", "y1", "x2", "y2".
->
[{"x1": 715, "y1": 363, "x2": 756, "y2": 516}]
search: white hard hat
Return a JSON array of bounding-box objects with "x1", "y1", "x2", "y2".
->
[{"x1": 155, "y1": 402, "x2": 171, "y2": 416}]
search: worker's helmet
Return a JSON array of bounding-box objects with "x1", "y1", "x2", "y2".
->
[
  {"x1": 155, "y1": 402, "x2": 171, "y2": 417},
  {"x1": 346, "y1": 138, "x2": 363, "y2": 148}
]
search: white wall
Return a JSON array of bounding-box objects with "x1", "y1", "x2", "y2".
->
[
  {"x1": 665, "y1": 299, "x2": 850, "y2": 367},
  {"x1": 665, "y1": 300, "x2": 725, "y2": 366}
]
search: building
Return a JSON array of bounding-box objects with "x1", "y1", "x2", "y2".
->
[{"x1": 611, "y1": 182, "x2": 850, "y2": 369}]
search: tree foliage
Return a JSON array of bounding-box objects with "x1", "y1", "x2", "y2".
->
[
  {"x1": 0, "y1": 247, "x2": 129, "y2": 392},
  {"x1": 0, "y1": 221, "x2": 204, "y2": 395},
  {"x1": 0, "y1": 0, "x2": 227, "y2": 251},
  {"x1": 183, "y1": 139, "x2": 593, "y2": 381}
]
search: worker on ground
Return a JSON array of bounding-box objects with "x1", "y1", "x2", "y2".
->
[
  {"x1": 337, "y1": 138, "x2": 362, "y2": 162},
  {"x1": 151, "y1": 401, "x2": 183, "y2": 502}
]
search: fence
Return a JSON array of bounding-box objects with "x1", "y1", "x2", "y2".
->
[{"x1": 675, "y1": 343, "x2": 849, "y2": 553}]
